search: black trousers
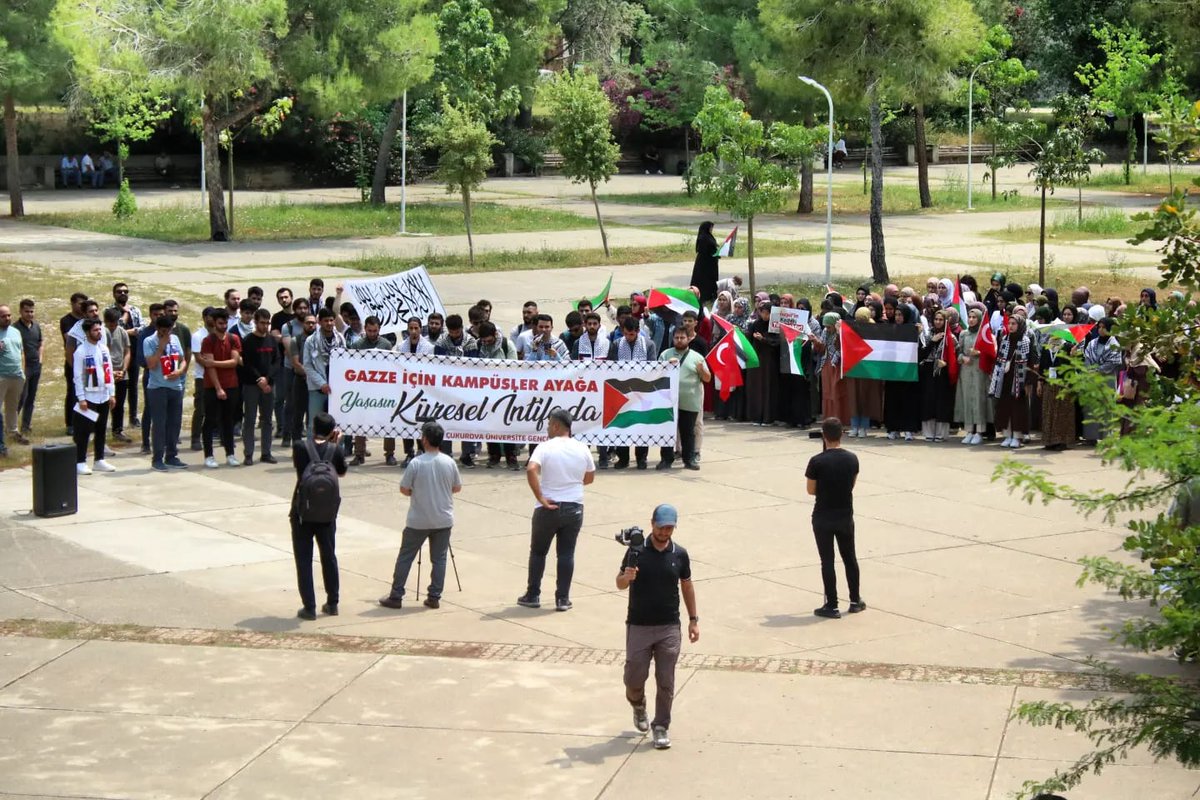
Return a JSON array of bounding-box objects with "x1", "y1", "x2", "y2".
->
[
  {"x1": 203, "y1": 386, "x2": 241, "y2": 458},
  {"x1": 289, "y1": 373, "x2": 309, "y2": 440},
  {"x1": 290, "y1": 517, "x2": 339, "y2": 611},
  {"x1": 111, "y1": 380, "x2": 128, "y2": 434},
  {"x1": 812, "y1": 514, "x2": 860, "y2": 607},
  {"x1": 63, "y1": 363, "x2": 76, "y2": 428},
  {"x1": 73, "y1": 402, "x2": 110, "y2": 463},
  {"x1": 660, "y1": 409, "x2": 697, "y2": 465},
  {"x1": 614, "y1": 446, "x2": 648, "y2": 466}
]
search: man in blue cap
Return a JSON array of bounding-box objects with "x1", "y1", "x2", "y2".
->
[{"x1": 616, "y1": 503, "x2": 699, "y2": 750}]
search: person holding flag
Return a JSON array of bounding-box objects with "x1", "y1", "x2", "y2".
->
[
  {"x1": 918, "y1": 309, "x2": 957, "y2": 442},
  {"x1": 954, "y1": 306, "x2": 994, "y2": 445}
]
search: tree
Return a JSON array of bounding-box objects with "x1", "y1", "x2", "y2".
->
[
  {"x1": 1028, "y1": 124, "x2": 1099, "y2": 285},
  {"x1": 55, "y1": 0, "x2": 292, "y2": 241},
  {"x1": 689, "y1": 85, "x2": 808, "y2": 295},
  {"x1": 1152, "y1": 94, "x2": 1200, "y2": 194},
  {"x1": 425, "y1": 101, "x2": 496, "y2": 267},
  {"x1": 432, "y1": 0, "x2": 519, "y2": 120},
  {"x1": 1, "y1": 0, "x2": 64, "y2": 217},
  {"x1": 998, "y1": 181, "x2": 1200, "y2": 798},
  {"x1": 82, "y1": 86, "x2": 171, "y2": 183},
  {"x1": 543, "y1": 70, "x2": 620, "y2": 256},
  {"x1": 1052, "y1": 93, "x2": 1106, "y2": 222},
  {"x1": 1076, "y1": 22, "x2": 1162, "y2": 185},
  {"x1": 968, "y1": 25, "x2": 1039, "y2": 201},
  {"x1": 280, "y1": 0, "x2": 438, "y2": 206}
]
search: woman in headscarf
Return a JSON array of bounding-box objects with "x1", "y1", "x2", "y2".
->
[
  {"x1": 813, "y1": 312, "x2": 851, "y2": 425},
  {"x1": 799, "y1": 297, "x2": 821, "y2": 417},
  {"x1": 955, "y1": 306, "x2": 993, "y2": 445},
  {"x1": 689, "y1": 221, "x2": 720, "y2": 305},
  {"x1": 1060, "y1": 304, "x2": 1078, "y2": 324},
  {"x1": 983, "y1": 272, "x2": 1006, "y2": 317},
  {"x1": 1037, "y1": 332, "x2": 1076, "y2": 450},
  {"x1": 777, "y1": 300, "x2": 813, "y2": 428},
  {"x1": 918, "y1": 309, "x2": 956, "y2": 441},
  {"x1": 1119, "y1": 345, "x2": 1158, "y2": 436},
  {"x1": 729, "y1": 297, "x2": 751, "y2": 330},
  {"x1": 825, "y1": 291, "x2": 853, "y2": 320},
  {"x1": 882, "y1": 296, "x2": 899, "y2": 324},
  {"x1": 1044, "y1": 288, "x2": 1061, "y2": 320},
  {"x1": 883, "y1": 305, "x2": 922, "y2": 441},
  {"x1": 1138, "y1": 288, "x2": 1158, "y2": 311},
  {"x1": 1081, "y1": 316, "x2": 1123, "y2": 442},
  {"x1": 853, "y1": 285, "x2": 871, "y2": 312},
  {"x1": 847, "y1": 307, "x2": 883, "y2": 437},
  {"x1": 937, "y1": 278, "x2": 956, "y2": 310},
  {"x1": 744, "y1": 300, "x2": 780, "y2": 425},
  {"x1": 713, "y1": 291, "x2": 733, "y2": 320},
  {"x1": 989, "y1": 315, "x2": 1031, "y2": 448}
]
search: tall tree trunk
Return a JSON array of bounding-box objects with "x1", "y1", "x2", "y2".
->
[
  {"x1": 201, "y1": 101, "x2": 230, "y2": 241},
  {"x1": 463, "y1": 185, "x2": 474, "y2": 267},
  {"x1": 1124, "y1": 123, "x2": 1135, "y2": 185},
  {"x1": 590, "y1": 182, "x2": 609, "y2": 257},
  {"x1": 798, "y1": 158, "x2": 814, "y2": 214},
  {"x1": 3, "y1": 93, "x2": 24, "y2": 218},
  {"x1": 914, "y1": 104, "x2": 932, "y2": 208},
  {"x1": 370, "y1": 98, "x2": 404, "y2": 206},
  {"x1": 747, "y1": 214, "x2": 756, "y2": 297},
  {"x1": 227, "y1": 138, "x2": 235, "y2": 238},
  {"x1": 990, "y1": 141, "x2": 997, "y2": 201},
  {"x1": 1167, "y1": 155, "x2": 1174, "y2": 193},
  {"x1": 868, "y1": 99, "x2": 888, "y2": 284},
  {"x1": 1077, "y1": 185, "x2": 1083, "y2": 224},
  {"x1": 1038, "y1": 183, "x2": 1047, "y2": 286}
]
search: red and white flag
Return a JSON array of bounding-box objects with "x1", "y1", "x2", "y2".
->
[{"x1": 706, "y1": 335, "x2": 744, "y2": 400}]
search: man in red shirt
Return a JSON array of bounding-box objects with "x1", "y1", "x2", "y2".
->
[{"x1": 198, "y1": 308, "x2": 243, "y2": 468}]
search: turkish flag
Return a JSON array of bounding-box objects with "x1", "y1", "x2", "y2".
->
[
  {"x1": 977, "y1": 317, "x2": 997, "y2": 375},
  {"x1": 705, "y1": 335, "x2": 743, "y2": 400},
  {"x1": 944, "y1": 328, "x2": 958, "y2": 384}
]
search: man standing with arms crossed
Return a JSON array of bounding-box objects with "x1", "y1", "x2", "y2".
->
[
  {"x1": 378, "y1": 421, "x2": 462, "y2": 610},
  {"x1": 805, "y1": 417, "x2": 864, "y2": 619},
  {"x1": 617, "y1": 503, "x2": 699, "y2": 750},
  {"x1": 517, "y1": 408, "x2": 595, "y2": 612}
]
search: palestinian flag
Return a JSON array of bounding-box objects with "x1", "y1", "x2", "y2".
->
[
  {"x1": 1030, "y1": 321, "x2": 1095, "y2": 345},
  {"x1": 952, "y1": 275, "x2": 968, "y2": 323},
  {"x1": 647, "y1": 287, "x2": 700, "y2": 318},
  {"x1": 715, "y1": 226, "x2": 738, "y2": 258},
  {"x1": 575, "y1": 274, "x2": 612, "y2": 311},
  {"x1": 711, "y1": 315, "x2": 760, "y2": 368},
  {"x1": 840, "y1": 321, "x2": 918, "y2": 381},
  {"x1": 603, "y1": 377, "x2": 675, "y2": 429},
  {"x1": 706, "y1": 335, "x2": 744, "y2": 400},
  {"x1": 780, "y1": 324, "x2": 805, "y2": 375}
]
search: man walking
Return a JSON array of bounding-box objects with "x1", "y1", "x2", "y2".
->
[
  {"x1": 804, "y1": 417, "x2": 864, "y2": 619},
  {"x1": 517, "y1": 408, "x2": 595, "y2": 612},
  {"x1": 71, "y1": 319, "x2": 116, "y2": 474},
  {"x1": 616, "y1": 503, "x2": 700, "y2": 750},
  {"x1": 378, "y1": 421, "x2": 462, "y2": 610},
  {"x1": 240, "y1": 308, "x2": 281, "y2": 465},
  {"x1": 290, "y1": 411, "x2": 346, "y2": 621},
  {"x1": 198, "y1": 308, "x2": 243, "y2": 468},
  {"x1": 144, "y1": 314, "x2": 188, "y2": 471},
  {"x1": 15, "y1": 299, "x2": 42, "y2": 437},
  {"x1": 0, "y1": 305, "x2": 26, "y2": 455}
]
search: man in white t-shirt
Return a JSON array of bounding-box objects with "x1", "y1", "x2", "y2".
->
[{"x1": 517, "y1": 408, "x2": 595, "y2": 612}]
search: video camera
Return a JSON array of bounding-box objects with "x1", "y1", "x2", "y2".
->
[{"x1": 615, "y1": 526, "x2": 645, "y2": 568}]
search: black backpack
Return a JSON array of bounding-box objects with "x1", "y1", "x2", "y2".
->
[{"x1": 298, "y1": 439, "x2": 341, "y2": 523}]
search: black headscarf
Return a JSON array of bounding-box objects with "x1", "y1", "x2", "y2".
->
[
  {"x1": 1140, "y1": 288, "x2": 1158, "y2": 310},
  {"x1": 1044, "y1": 288, "x2": 1060, "y2": 320},
  {"x1": 696, "y1": 221, "x2": 717, "y2": 255}
]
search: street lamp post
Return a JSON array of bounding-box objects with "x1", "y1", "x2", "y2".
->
[
  {"x1": 967, "y1": 60, "x2": 995, "y2": 211},
  {"x1": 799, "y1": 75, "x2": 834, "y2": 284},
  {"x1": 400, "y1": 88, "x2": 408, "y2": 234}
]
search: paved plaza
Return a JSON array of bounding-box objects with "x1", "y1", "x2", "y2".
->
[{"x1": 0, "y1": 173, "x2": 1196, "y2": 798}]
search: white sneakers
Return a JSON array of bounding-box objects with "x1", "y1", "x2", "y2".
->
[
  {"x1": 226, "y1": 455, "x2": 241, "y2": 467},
  {"x1": 204, "y1": 455, "x2": 241, "y2": 468},
  {"x1": 962, "y1": 433, "x2": 983, "y2": 445},
  {"x1": 1000, "y1": 437, "x2": 1023, "y2": 448},
  {"x1": 204, "y1": 456, "x2": 219, "y2": 468},
  {"x1": 76, "y1": 462, "x2": 91, "y2": 475},
  {"x1": 93, "y1": 460, "x2": 116, "y2": 472}
]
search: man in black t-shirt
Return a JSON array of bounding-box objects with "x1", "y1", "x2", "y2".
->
[
  {"x1": 616, "y1": 503, "x2": 699, "y2": 751},
  {"x1": 805, "y1": 417, "x2": 864, "y2": 619}
]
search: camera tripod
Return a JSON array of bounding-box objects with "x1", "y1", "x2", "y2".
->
[{"x1": 413, "y1": 540, "x2": 462, "y2": 601}]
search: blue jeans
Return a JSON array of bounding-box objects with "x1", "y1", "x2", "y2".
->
[
  {"x1": 16, "y1": 368, "x2": 40, "y2": 431},
  {"x1": 62, "y1": 167, "x2": 81, "y2": 187},
  {"x1": 307, "y1": 389, "x2": 328, "y2": 436},
  {"x1": 146, "y1": 386, "x2": 183, "y2": 464},
  {"x1": 525, "y1": 502, "x2": 584, "y2": 601},
  {"x1": 387, "y1": 527, "x2": 452, "y2": 600}
]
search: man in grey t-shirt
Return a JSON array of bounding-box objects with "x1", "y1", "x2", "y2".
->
[{"x1": 379, "y1": 421, "x2": 462, "y2": 610}]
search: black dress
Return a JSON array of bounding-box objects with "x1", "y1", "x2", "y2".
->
[
  {"x1": 744, "y1": 318, "x2": 779, "y2": 425},
  {"x1": 690, "y1": 230, "x2": 720, "y2": 304}
]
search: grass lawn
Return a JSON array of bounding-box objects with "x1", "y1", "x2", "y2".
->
[
  {"x1": 0, "y1": 262, "x2": 208, "y2": 470},
  {"x1": 30, "y1": 200, "x2": 595, "y2": 244},
  {"x1": 602, "y1": 179, "x2": 1057, "y2": 216},
  {"x1": 339, "y1": 238, "x2": 829, "y2": 276},
  {"x1": 982, "y1": 207, "x2": 1146, "y2": 243},
  {"x1": 1085, "y1": 166, "x2": 1200, "y2": 196}
]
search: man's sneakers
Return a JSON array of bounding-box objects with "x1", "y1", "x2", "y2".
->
[
  {"x1": 112, "y1": 431, "x2": 131, "y2": 443},
  {"x1": 378, "y1": 595, "x2": 403, "y2": 609},
  {"x1": 847, "y1": 600, "x2": 867, "y2": 614},
  {"x1": 814, "y1": 604, "x2": 841, "y2": 619},
  {"x1": 93, "y1": 460, "x2": 116, "y2": 473},
  {"x1": 226, "y1": 455, "x2": 241, "y2": 467},
  {"x1": 506, "y1": 457, "x2": 521, "y2": 471},
  {"x1": 555, "y1": 598, "x2": 572, "y2": 612},
  {"x1": 243, "y1": 455, "x2": 254, "y2": 466},
  {"x1": 151, "y1": 461, "x2": 169, "y2": 472},
  {"x1": 423, "y1": 597, "x2": 440, "y2": 609},
  {"x1": 260, "y1": 454, "x2": 278, "y2": 465},
  {"x1": 516, "y1": 594, "x2": 541, "y2": 609},
  {"x1": 655, "y1": 460, "x2": 672, "y2": 471},
  {"x1": 297, "y1": 607, "x2": 317, "y2": 621},
  {"x1": 385, "y1": 454, "x2": 398, "y2": 467},
  {"x1": 204, "y1": 456, "x2": 219, "y2": 469},
  {"x1": 321, "y1": 602, "x2": 338, "y2": 616},
  {"x1": 632, "y1": 705, "x2": 649, "y2": 733},
  {"x1": 76, "y1": 462, "x2": 92, "y2": 476},
  {"x1": 165, "y1": 457, "x2": 188, "y2": 469},
  {"x1": 651, "y1": 725, "x2": 671, "y2": 750}
]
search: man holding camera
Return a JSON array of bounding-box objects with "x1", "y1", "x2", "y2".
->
[
  {"x1": 517, "y1": 407, "x2": 594, "y2": 612},
  {"x1": 616, "y1": 503, "x2": 699, "y2": 750}
]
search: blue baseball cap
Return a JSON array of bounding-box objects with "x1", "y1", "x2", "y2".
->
[{"x1": 652, "y1": 504, "x2": 678, "y2": 526}]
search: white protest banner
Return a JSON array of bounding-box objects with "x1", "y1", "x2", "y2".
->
[
  {"x1": 330, "y1": 351, "x2": 680, "y2": 446},
  {"x1": 341, "y1": 266, "x2": 446, "y2": 336},
  {"x1": 768, "y1": 306, "x2": 810, "y2": 334}
]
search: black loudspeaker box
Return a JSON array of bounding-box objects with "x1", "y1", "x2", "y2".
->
[{"x1": 32, "y1": 443, "x2": 78, "y2": 518}]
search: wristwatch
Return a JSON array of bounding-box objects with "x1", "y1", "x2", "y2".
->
[{"x1": 689, "y1": 615, "x2": 700, "y2": 623}]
